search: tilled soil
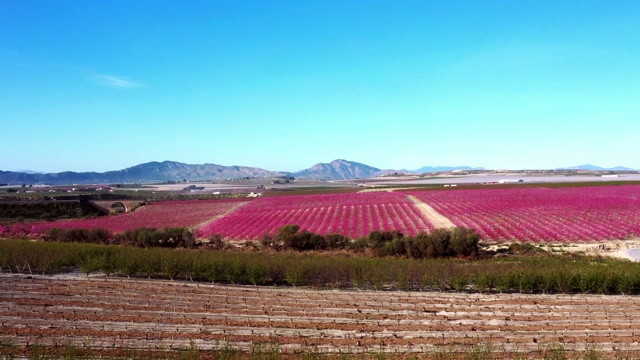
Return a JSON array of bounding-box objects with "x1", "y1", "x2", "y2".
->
[{"x1": 2, "y1": 274, "x2": 640, "y2": 356}]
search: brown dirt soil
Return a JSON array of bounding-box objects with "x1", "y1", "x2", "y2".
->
[{"x1": 2, "y1": 275, "x2": 640, "y2": 356}]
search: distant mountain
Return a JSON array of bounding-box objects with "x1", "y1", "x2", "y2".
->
[
  {"x1": 8, "y1": 160, "x2": 634, "y2": 186},
  {"x1": 414, "y1": 166, "x2": 485, "y2": 173},
  {"x1": 0, "y1": 159, "x2": 389, "y2": 185},
  {"x1": 293, "y1": 159, "x2": 385, "y2": 180},
  {"x1": 16, "y1": 170, "x2": 45, "y2": 174},
  {"x1": 0, "y1": 161, "x2": 286, "y2": 185},
  {"x1": 558, "y1": 164, "x2": 638, "y2": 171},
  {"x1": 103, "y1": 161, "x2": 283, "y2": 182}
]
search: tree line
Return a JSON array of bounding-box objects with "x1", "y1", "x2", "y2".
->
[
  {"x1": 2, "y1": 239, "x2": 640, "y2": 295},
  {"x1": 260, "y1": 224, "x2": 479, "y2": 259},
  {"x1": 39, "y1": 224, "x2": 479, "y2": 260}
]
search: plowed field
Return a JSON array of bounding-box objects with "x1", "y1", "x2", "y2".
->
[{"x1": 2, "y1": 275, "x2": 640, "y2": 357}]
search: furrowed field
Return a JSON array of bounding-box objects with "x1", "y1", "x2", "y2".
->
[
  {"x1": 3, "y1": 239, "x2": 640, "y2": 358},
  {"x1": 4, "y1": 274, "x2": 640, "y2": 358}
]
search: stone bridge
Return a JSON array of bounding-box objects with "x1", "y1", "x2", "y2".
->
[{"x1": 88, "y1": 200, "x2": 144, "y2": 214}]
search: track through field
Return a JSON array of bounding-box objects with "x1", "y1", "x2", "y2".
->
[{"x1": 405, "y1": 195, "x2": 455, "y2": 229}]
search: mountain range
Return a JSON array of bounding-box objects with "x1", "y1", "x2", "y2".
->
[
  {"x1": 557, "y1": 164, "x2": 637, "y2": 171},
  {"x1": 0, "y1": 160, "x2": 636, "y2": 185},
  {"x1": 414, "y1": 165, "x2": 486, "y2": 173}
]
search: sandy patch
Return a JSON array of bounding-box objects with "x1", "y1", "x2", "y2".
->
[
  {"x1": 405, "y1": 195, "x2": 455, "y2": 229},
  {"x1": 555, "y1": 239, "x2": 640, "y2": 261},
  {"x1": 486, "y1": 239, "x2": 640, "y2": 261}
]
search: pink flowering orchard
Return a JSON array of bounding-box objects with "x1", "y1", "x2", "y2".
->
[
  {"x1": 197, "y1": 192, "x2": 435, "y2": 240},
  {"x1": 30, "y1": 199, "x2": 249, "y2": 234},
  {"x1": 6, "y1": 184, "x2": 640, "y2": 243},
  {"x1": 408, "y1": 185, "x2": 640, "y2": 242}
]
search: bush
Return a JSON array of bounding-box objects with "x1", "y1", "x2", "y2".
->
[
  {"x1": 184, "y1": 256, "x2": 207, "y2": 282},
  {"x1": 349, "y1": 237, "x2": 369, "y2": 252},
  {"x1": 325, "y1": 233, "x2": 349, "y2": 249},
  {"x1": 141, "y1": 251, "x2": 162, "y2": 279},
  {"x1": 115, "y1": 227, "x2": 195, "y2": 248},
  {"x1": 285, "y1": 262, "x2": 308, "y2": 287},
  {"x1": 118, "y1": 251, "x2": 142, "y2": 278},
  {"x1": 451, "y1": 227, "x2": 480, "y2": 257},
  {"x1": 224, "y1": 259, "x2": 247, "y2": 284},
  {"x1": 55, "y1": 227, "x2": 109, "y2": 244},
  {"x1": 274, "y1": 224, "x2": 300, "y2": 248},
  {"x1": 204, "y1": 258, "x2": 224, "y2": 283},
  {"x1": 163, "y1": 257, "x2": 183, "y2": 280},
  {"x1": 247, "y1": 261, "x2": 268, "y2": 285}
]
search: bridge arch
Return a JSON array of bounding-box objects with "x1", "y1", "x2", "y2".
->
[{"x1": 110, "y1": 202, "x2": 127, "y2": 213}]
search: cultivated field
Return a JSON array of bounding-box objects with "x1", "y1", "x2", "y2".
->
[
  {"x1": 408, "y1": 185, "x2": 640, "y2": 243},
  {"x1": 5, "y1": 184, "x2": 640, "y2": 244},
  {"x1": 2, "y1": 275, "x2": 640, "y2": 358},
  {"x1": 29, "y1": 199, "x2": 248, "y2": 234},
  {"x1": 198, "y1": 192, "x2": 435, "y2": 240}
]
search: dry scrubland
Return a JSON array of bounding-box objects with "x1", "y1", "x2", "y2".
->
[{"x1": 2, "y1": 275, "x2": 640, "y2": 359}]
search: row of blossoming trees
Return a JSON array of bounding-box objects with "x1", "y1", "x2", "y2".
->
[
  {"x1": 407, "y1": 185, "x2": 640, "y2": 242},
  {"x1": 2, "y1": 185, "x2": 640, "y2": 243},
  {"x1": 197, "y1": 192, "x2": 435, "y2": 239}
]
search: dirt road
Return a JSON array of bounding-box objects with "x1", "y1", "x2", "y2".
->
[{"x1": 406, "y1": 195, "x2": 455, "y2": 229}]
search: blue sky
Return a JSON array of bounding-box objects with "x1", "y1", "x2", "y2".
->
[{"x1": 2, "y1": 1, "x2": 639, "y2": 173}]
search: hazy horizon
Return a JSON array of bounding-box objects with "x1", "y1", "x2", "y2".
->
[{"x1": 2, "y1": 1, "x2": 639, "y2": 173}]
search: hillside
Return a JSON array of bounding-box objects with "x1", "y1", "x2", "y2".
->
[
  {"x1": 0, "y1": 161, "x2": 286, "y2": 185},
  {"x1": 293, "y1": 159, "x2": 385, "y2": 180},
  {"x1": 2, "y1": 160, "x2": 637, "y2": 185}
]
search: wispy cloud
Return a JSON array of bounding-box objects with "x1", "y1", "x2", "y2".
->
[{"x1": 92, "y1": 74, "x2": 146, "y2": 89}]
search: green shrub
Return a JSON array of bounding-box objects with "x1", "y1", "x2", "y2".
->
[
  {"x1": 285, "y1": 262, "x2": 308, "y2": 287},
  {"x1": 98, "y1": 251, "x2": 117, "y2": 276},
  {"x1": 115, "y1": 227, "x2": 195, "y2": 248},
  {"x1": 224, "y1": 259, "x2": 247, "y2": 284},
  {"x1": 473, "y1": 273, "x2": 496, "y2": 293},
  {"x1": 46, "y1": 228, "x2": 102, "y2": 243},
  {"x1": 324, "y1": 233, "x2": 349, "y2": 249},
  {"x1": 204, "y1": 258, "x2": 224, "y2": 283},
  {"x1": 451, "y1": 227, "x2": 480, "y2": 257},
  {"x1": 247, "y1": 261, "x2": 268, "y2": 286},
  {"x1": 163, "y1": 257, "x2": 183, "y2": 280},
  {"x1": 516, "y1": 271, "x2": 539, "y2": 293},
  {"x1": 451, "y1": 274, "x2": 469, "y2": 292},
  {"x1": 141, "y1": 251, "x2": 162, "y2": 279},
  {"x1": 118, "y1": 251, "x2": 142, "y2": 278}
]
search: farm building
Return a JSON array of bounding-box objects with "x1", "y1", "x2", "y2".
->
[{"x1": 498, "y1": 179, "x2": 524, "y2": 184}]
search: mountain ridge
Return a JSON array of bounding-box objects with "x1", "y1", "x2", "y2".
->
[
  {"x1": 413, "y1": 165, "x2": 486, "y2": 173},
  {"x1": 557, "y1": 164, "x2": 637, "y2": 171},
  {"x1": 293, "y1": 159, "x2": 387, "y2": 180},
  {"x1": 0, "y1": 161, "x2": 286, "y2": 185},
  {"x1": 1, "y1": 161, "x2": 637, "y2": 185}
]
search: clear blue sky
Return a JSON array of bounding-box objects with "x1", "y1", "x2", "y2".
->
[{"x1": 2, "y1": 0, "x2": 639, "y2": 173}]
